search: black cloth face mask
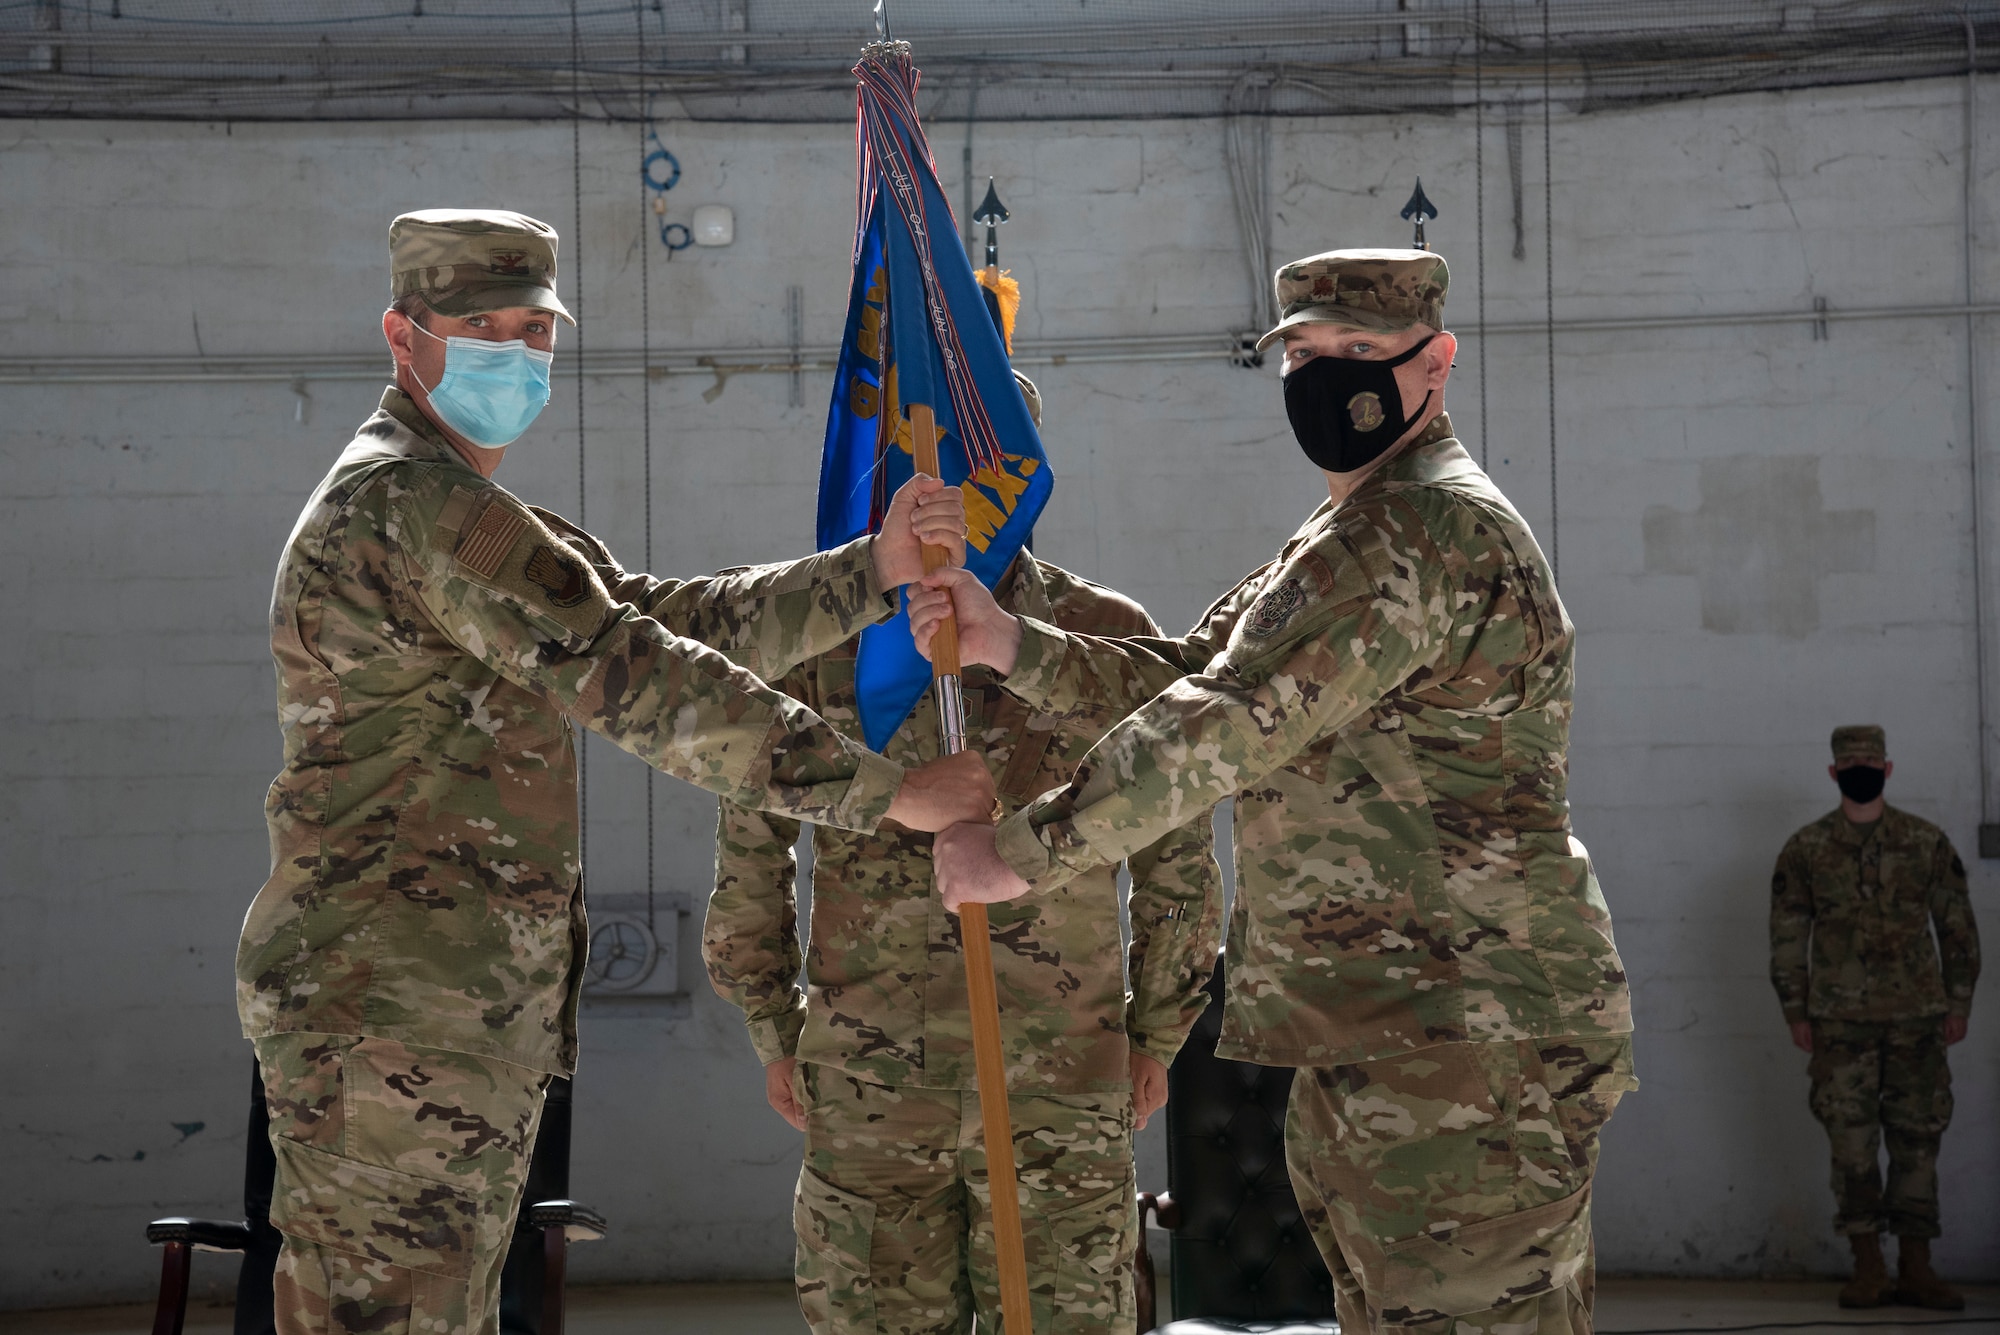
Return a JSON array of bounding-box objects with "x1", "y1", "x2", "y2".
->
[
  {"x1": 1836, "y1": 765, "x2": 1887, "y2": 803},
  {"x1": 1282, "y1": 333, "x2": 1436, "y2": 474}
]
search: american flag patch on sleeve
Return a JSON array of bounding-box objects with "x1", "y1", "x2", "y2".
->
[{"x1": 455, "y1": 497, "x2": 528, "y2": 579}]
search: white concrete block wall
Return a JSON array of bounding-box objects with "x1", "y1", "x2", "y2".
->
[{"x1": 1, "y1": 74, "x2": 1996, "y2": 1308}]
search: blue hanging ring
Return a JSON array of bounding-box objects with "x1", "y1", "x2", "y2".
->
[
  {"x1": 660, "y1": 221, "x2": 692, "y2": 252},
  {"x1": 643, "y1": 144, "x2": 681, "y2": 194}
]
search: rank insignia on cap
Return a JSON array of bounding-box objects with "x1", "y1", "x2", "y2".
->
[
  {"x1": 525, "y1": 545, "x2": 592, "y2": 607},
  {"x1": 1348, "y1": 392, "x2": 1386, "y2": 432},
  {"x1": 1246, "y1": 577, "x2": 1307, "y2": 639},
  {"x1": 489, "y1": 250, "x2": 530, "y2": 276}
]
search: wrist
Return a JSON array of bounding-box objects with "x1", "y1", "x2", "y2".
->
[
  {"x1": 865, "y1": 533, "x2": 898, "y2": 589},
  {"x1": 993, "y1": 613, "x2": 1024, "y2": 676}
]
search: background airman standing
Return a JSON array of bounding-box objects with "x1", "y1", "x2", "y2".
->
[{"x1": 1770, "y1": 725, "x2": 1979, "y2": 1309}]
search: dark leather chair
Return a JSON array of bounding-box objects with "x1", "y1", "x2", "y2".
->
[
  {"x1": 1135, "y1": 958, "x2": 1340, "y2": 1335},
  {"x1": 147, "y1": 1064, "x2": 604, "y2": 1335}
]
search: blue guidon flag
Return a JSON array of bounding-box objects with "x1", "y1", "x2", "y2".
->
[{"x1": 817, "y1": 45, "x2": 1053, "y2": 752}]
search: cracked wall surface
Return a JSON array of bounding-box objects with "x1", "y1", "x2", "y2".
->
[{"x1": 2, "y1": 72, "x2": 1997, "y2": 1307}]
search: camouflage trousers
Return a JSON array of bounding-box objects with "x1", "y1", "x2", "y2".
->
[
  {"x1": 1807, "y1": 1018, "x2": 1953, "y2": 1239},
  {"x1": 1285, "y1": 1036, "x2": 1636, "y2": 1335},
  {"x1": 792, "y1": 1062, "x2": 1139, "y2": 1335},
  {"x1": 252, "y1": 1033, "x2": 548, "y2": 1335}
]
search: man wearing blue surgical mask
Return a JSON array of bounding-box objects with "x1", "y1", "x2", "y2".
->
[
  {"x1": 236, "y1": 208, "x2": 995, "y2": 1334},
  {"x1": 386, "y1": 302, "x2": 557, "y2": 460}
]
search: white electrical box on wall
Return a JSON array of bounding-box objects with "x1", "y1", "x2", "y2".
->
[{"x1": 692, "y1": 204, "x2": 735, "y2": 246}]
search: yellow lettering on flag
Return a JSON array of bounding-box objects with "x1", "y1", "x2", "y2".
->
[
  {"x1": 958, "y1": 453, "x2": 1037, "y2": 554},
  {"x1": 858, "y1": 306, "x2": 883, "y2": 361},
  {"x1": 962, "y1": 482, "x2": 1008, "y2": 552},
  {"x1": 849, "y1": 377, "x2": 879, "y2": 419}
]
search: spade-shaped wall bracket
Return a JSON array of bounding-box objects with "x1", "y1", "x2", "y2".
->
[{"x1": 1401, "y1": 178, "x2": 1438, "y2": 250}]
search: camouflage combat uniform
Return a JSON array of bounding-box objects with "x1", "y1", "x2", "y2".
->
[
  {"x1": 708, "y1": 554, "x2": 1223, "y2": 1335},
  {"x1": 240, "y1": 364, "x2": 907, "y2": 1330},
  {"x1": 989, "y1": 397, "x2": 1633, "y2": 1335},
  {"x1": 1771, "y1": 795, "x2": 1980, "y2": 1239}
]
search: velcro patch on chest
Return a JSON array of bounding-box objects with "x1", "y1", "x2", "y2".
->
[{"x1": 455, "y1": 495, "x2": 529, "y2": 579}]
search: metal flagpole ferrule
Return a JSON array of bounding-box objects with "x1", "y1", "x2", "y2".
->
[{"x1": 933, "y1": 674, "x2": 968, "y2": 757}]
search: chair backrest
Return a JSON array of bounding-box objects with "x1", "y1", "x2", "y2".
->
[{"x1": 1165, "y1": 958, "x2": 1339, "y2": 1323}]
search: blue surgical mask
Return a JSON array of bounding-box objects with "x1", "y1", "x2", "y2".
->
[{"x1": 411, "y1": 321, "x2": 555, "y2": 448}]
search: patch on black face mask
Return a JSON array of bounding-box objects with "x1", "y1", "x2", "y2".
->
[{"x1": 1283, "y1": 334, "x2": 1435, "y2": 474}]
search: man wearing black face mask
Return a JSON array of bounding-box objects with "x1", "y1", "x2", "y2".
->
[
  {"x1": 911, "y1": 249, "x2": 1634, "y2": 1335},
  {"x1": 1770, "y1": 726, "x2": 1979, "y2": 1310}
]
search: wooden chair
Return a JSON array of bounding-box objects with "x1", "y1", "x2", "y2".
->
[{"x1": 1135, "y1": 959, "x2": 1340, "y2": 1335}]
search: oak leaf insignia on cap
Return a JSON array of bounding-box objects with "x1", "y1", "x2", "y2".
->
[
  {"x1": 1256, "y1": 248, "x2": 1447, "y2": 352},
  {"x1": 389, "y1": 208, "x2": 576, "y2": 325}
]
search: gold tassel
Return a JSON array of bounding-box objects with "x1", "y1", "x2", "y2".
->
[{"x1": 977, "y1": 265, "x2": 1021, "y2": 354}]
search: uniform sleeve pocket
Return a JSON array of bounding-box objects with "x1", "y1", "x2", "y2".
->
[{"x1": 1376, "y1": 1183, "x2": 1591, "y2": 1322}]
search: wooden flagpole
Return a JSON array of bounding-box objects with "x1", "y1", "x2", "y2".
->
[{"x1": 911, "y1": 403, "x2": 1035, "y2": 1335}]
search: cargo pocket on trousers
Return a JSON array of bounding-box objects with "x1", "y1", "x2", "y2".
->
[
  {"x1": 267, "y1": 1135, "x2": 480, "y2": 1279},
  {"x1": 1047, "y1": 1180, "x2": 1140, "y2": 1333},
  {"x1": 1377, "y1": 1184, "x2": 1591, "y2": 1324},
  {"x1": 795, "y1": 1165, "x2": 879, "y2": 1329}
]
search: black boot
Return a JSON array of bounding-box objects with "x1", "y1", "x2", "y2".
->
[
  {"x1": 1895, "y1": 1237, "x2": 1965, "y2": 1311},
  {"x1": 1838, "y1": 1233, "x2": 1890, "y2": 1308}
]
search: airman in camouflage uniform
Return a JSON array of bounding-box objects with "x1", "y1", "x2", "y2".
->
[
  {"x1": 916, "y1": 250, "x2": 1634, "y2": 1335},
  {"x1": 1770, "y1": 725, "x2": 1979, "y2": 1309},
  {"x1": 706, "y1": 378, "x2": 1224, "y2": 1335},
  {"x1": 237, "y1": 209, "x2": 991, "y2": 1335}
]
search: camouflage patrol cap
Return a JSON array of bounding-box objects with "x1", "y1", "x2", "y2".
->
[
  {"x1": 1013, "y1": 370, "x2": 1043, "y2": 428},
  {"x1": 389, "y1": 208, "x2": 576, "y2": 325},
  {"x1": 1255, "y1": 248, "x2": 1448, "y2": 351},
  {"x1": 1831, "y1": 725, "x2": 1887, "y2": 763}
]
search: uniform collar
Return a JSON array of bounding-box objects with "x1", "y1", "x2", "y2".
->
[
  {"x1": 994, "y1": 553, "x2": 1054, "y2": 623},
  {"x1": 1830, "y1": 803, "x2": 1898, "y2": 843},
  {"x1": 1375, "y1": 412, "x2": 1478, "y2": 488},
  {"x1": 370, "y1": 385, "x2": 466, "y2": 465},
  {"x1": 1312, "y1": 412, "x2": 1472, "y2": 528}
]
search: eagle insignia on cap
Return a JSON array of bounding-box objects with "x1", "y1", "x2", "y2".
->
[
  {"x1": 1347, "y1": 392, "x2": 1386, "y2": 432},
  {"x1": 525, "y1": 545, "x2": 591, "y2": 607},
  {"x1": 488, "y1": 250, "x2": 531, "y2": 276}
]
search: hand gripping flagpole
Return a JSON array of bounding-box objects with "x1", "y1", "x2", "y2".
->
[{"x1": 912, "y1": 406, "x2": 1034, "y2": 1335}]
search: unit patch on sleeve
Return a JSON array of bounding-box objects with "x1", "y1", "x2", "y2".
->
[
  {"x1": 525, "y1": 544, "x2": 592, "y2": 608},
  {"x1": 455, "y1": 496, "x2": 528, "y2": 579},
  {"x1": 1245, "y1": 577, "x2": 1307, "y2": 639}
]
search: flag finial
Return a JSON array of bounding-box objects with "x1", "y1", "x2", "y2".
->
[
  {"x1": 1401, "y1": 178, "x2": 1438, "y2": 251},
  {"x1": 973, "y1": 177, "x2": 1009, "y2": 269}
]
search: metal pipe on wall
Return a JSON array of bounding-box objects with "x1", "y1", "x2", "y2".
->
[
  {"x1": 8, "y1": 300, "x2": 2000, "y2": 385},
  {"x1": 1962, "y1": 19, "x2": 1999, "y2": 855}
]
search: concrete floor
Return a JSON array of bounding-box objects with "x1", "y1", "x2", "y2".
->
[{"x1": 5, "y1": 1278, "x2": 1996, "y2": 1335}]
